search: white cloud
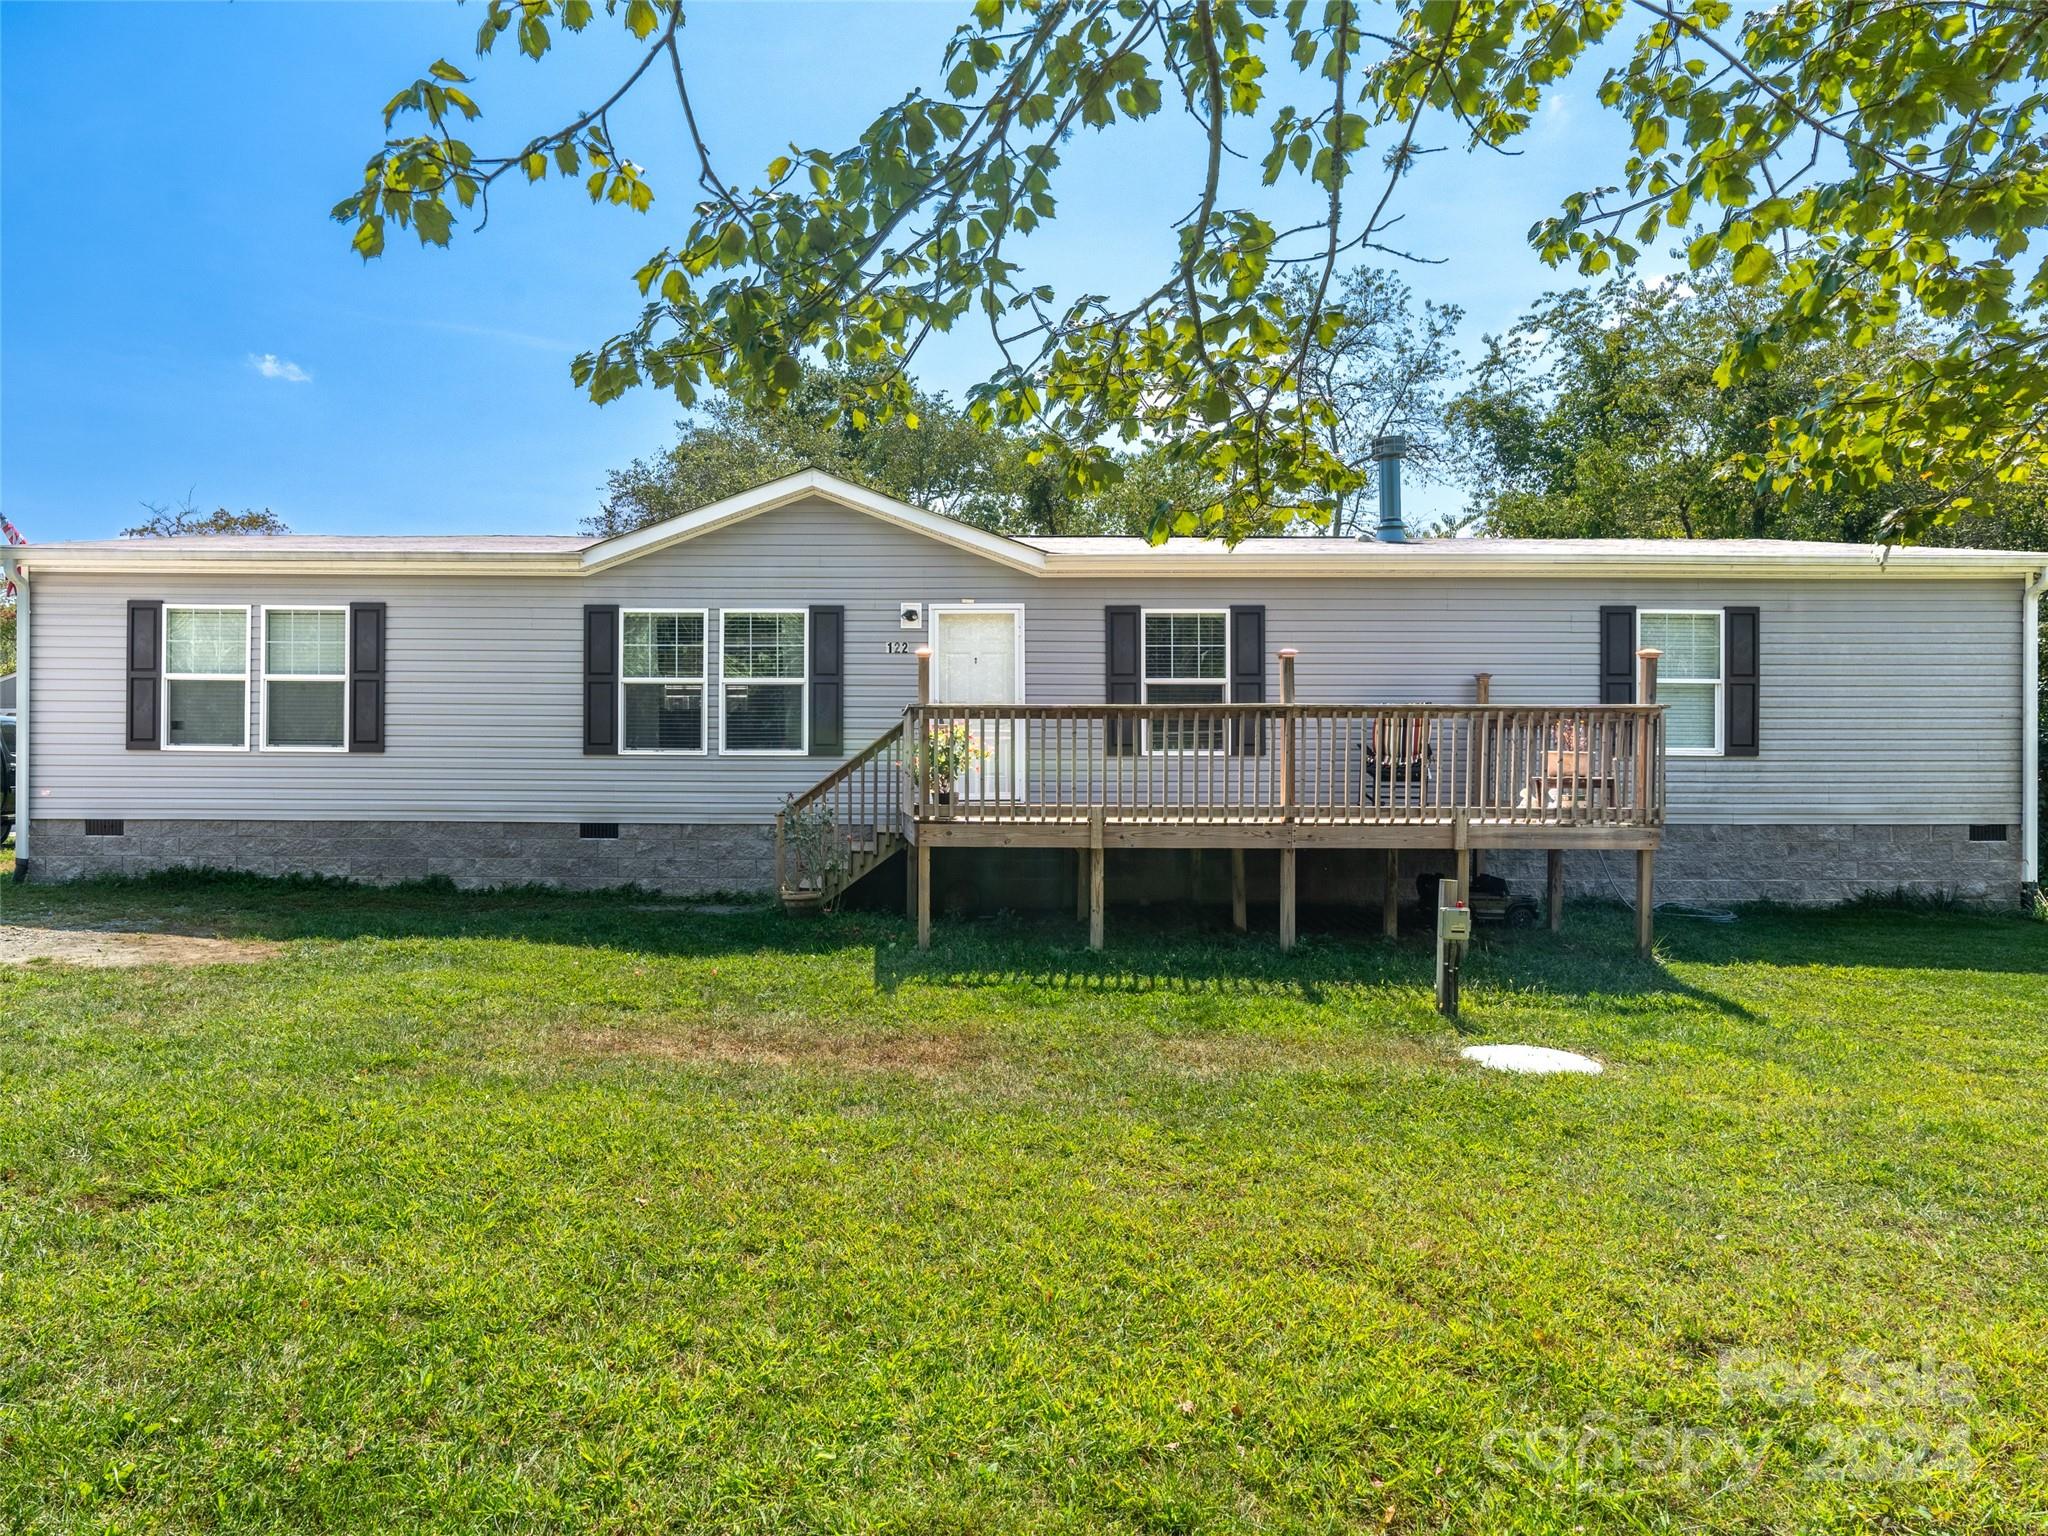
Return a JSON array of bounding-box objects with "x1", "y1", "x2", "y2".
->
[{"x1": 248, "y1": 352, "x2": 312, "y2": 383}]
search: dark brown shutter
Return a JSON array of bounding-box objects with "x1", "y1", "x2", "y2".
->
[
  {"x1": 1105, "y1": 605, "x2": 1141, "y2": 755},
  {"x1": 347, "y1": 602, "x2": 386, "y2": 754},
  {"x1": 583, "y1": 604, "x2": 619, "y2": 755},
  {"x1": 1228, "y1": 604, "x2": 1266, "y2": 755},
  {"x1": 125, "y1": 600, "x2": 162, "y2": 750},
  {"x1": 1725, "y1": 605, "x2": 1760, "y2": 757},
  {"x1": 1599, "y1": 605, "x2": 1637, "y2": 703},
  {"x1": 809, "y1": 604, "x2": 844, "y2": 756}
]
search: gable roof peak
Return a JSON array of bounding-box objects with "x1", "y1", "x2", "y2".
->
[{"x1": 577, "y1": 468, "x2": 1046, "y2": 574}]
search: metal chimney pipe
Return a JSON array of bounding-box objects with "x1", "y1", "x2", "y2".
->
[{"x1": 1370, "y1": 433, "x2": 1408, "y2": 542}]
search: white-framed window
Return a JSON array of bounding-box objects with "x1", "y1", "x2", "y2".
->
[
  {"x1": 720, "y1": 608, "x2": 807, "y2": 754},
  {"x1": 622, "y1": 609, "x2": 707, "y2": 754},
  {"x1": 260, "y1": 606, "x2": 348, "y2": 752},
  {"x1": 1639, "y1": 609, "x2": 1723, "y2": 755},
  {"x1": 1143, "y1": 609, "x2": 1228, "y2": 752},
  {"x1": 162, "y1": 605, "x2": 250, "y2": 750}
]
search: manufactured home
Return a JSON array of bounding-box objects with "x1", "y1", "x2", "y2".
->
[{"x1": 4, "y1": 469, "x2": 2042, "y2": 946}]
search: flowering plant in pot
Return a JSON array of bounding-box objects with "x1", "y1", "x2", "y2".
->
[
  {"x1": 912, "y1": 724, "x2": 984, "y2": 815},
  {"x1": 778, "y1": 796, "x2": 845, "y2": 912}
]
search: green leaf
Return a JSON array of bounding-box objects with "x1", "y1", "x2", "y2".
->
[
  {"x1": 624, "y1": 0, "x2": 658, "y2": 41},
  {"x1": 1731, "y1": 243, "x2": 1773, "y2": 286},
  {"x1": 413, "y1": 199, "x2": 454, "y2": 247}
]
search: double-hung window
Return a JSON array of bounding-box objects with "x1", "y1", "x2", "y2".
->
[
  {"x1": 622, "y1": 609, "x2": 707, "y2": 753},
  {"x1": 721, "y1": 609, "x2": 807, "y2": 754},
  {"x1": 163, "y1": 605, "x2": 250, "y2": 749},
  {"x1": 1638, "y1": 610, "x2": 1723, "y2": 754},
  {"x1": 261, "y1": 607, "x2": 348, "y2": 750},
  {"x1": 1143, "y1": 610, "x2": 1227, "y2": 752}
]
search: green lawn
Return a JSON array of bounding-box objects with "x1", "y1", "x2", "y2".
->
[{"x1": 1, "y1": 861, "x2": 2044, "y2": 1534}]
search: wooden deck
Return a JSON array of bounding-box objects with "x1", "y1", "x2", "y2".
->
[{"x1": 779, "y1": 668, "x2": 1669, "y2": 955}]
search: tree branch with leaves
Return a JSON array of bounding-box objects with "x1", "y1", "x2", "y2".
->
[{"x1": 338, "y1": 0, "x2": 1470, "y2": 540}]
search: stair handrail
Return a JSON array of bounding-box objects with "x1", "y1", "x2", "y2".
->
[{"x1": 774, "y1": 721, "x2": 906, "y2": 899}]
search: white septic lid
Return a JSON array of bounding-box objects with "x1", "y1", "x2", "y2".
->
[{"x1": 1460, "y1": 1044, "x2": 1604, "y2": 1075}]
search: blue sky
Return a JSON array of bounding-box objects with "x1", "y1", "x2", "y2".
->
[{"x1": 1, "y1": 1, "x2": 1659, "y2": 543}]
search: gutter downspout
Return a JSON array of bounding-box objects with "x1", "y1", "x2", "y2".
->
[
  {"x1": 2, "y1": 550, "x2": 25, "y2": 882},
  {"x1": 2026, "y1": 566, "x2": 2045, "y2": 894}
]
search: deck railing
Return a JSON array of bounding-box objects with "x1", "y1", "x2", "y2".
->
[
  {"x1": 901, "y1": 703, "x2": 1666, "y2": 829},
  {"x1": 774, "y1": 721, "x2": 906, "y2": 902}
]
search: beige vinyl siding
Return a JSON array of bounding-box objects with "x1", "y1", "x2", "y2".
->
[{"x1": 24, "y1": 494, "x2": 2025, "y2": 826}]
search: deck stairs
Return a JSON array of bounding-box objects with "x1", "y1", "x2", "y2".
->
[{"x1": 775, "y1": 722, "x2": 907, "y2": 910}]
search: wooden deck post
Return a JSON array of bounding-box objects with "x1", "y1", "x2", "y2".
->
[
  {"x1": 1634, "y1": 648, "x2": 1660, "y2": 824},
  {"x1": 905, "y1": 836, "x2": 919, "y2": 920},
  {"x1": 1382, "y1": 849, "x2": 1400, "y2": 938},
  {"x1": 916, "y1": 646, "x2": 932, "y2": 704},
  {"x1": 1230, "y1": 848, "x2": 1247, "y2": 932},
  {"x1": 1636, "y1": 848, "x2": 1655, "y2": 955},
  {"x1": 1075, "y1": 850, "x2": 1088, "y2": 922},
  {"x1": 1088, "y1": 810, "x2": 1105, "y2": 950},
  {"x1": 1471, "y1": 674, "x2": 1491, "y2": 884},
  {"x1": 1278, "y1": 846, "x2": 1297, "y2": 951},
  {"x1": 915, "y1": 842, "x2": 932, "y2": 950},
  {"x1": 1453, "y1": 811, "x2": 1471, "y2": 909},
  {"x1": 1547, "y1": 848, "x2": 1564, "y2": 931},
  {"x1": 1277, "y1": 649, "x2": 1298, "y2": 951}
]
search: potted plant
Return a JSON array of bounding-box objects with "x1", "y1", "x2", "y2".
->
[
  {"x1": 778, "y1": 796, "x2": 845, "y2": 914},
  {"x1": 911, "y1": 724, "x2": 984, "y2": 818}
]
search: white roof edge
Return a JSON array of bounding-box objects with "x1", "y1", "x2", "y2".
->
[
  {"x1": 577, "y1": 468, "x2": 1050, "y2": 574},
  {"x1": 16, "y1": 550, "x2": 585, "y2": 576},
  {"x1": 1033, "y1": 547, "x2": 2048, "y2": 578}
]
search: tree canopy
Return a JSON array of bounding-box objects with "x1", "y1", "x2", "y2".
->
[
  {"x1": 343, "y1": 0, "x2": 2048, "y2": 541},
  {"x1": 123, "y1": 501, "x2": 290, "y2": 539},
  {"x1": 593, "y1": 266, "x2": 1456, "y2": 539},
  {"x1": 588, "y1": 364, "x2": 1158, "y2": 537},
  {"x1": 1449, "y1": 267, "x2": 1931, "y2": 541}
]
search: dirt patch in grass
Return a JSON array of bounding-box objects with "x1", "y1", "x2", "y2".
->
[
  {"x1": 1154, "y1": 1031, "x2": 1445, "y2": 1076},
  {"x1": 556, "y1": 1025, "x2": 982, "y2": 1076},
  {"x1": 0, "y1": 921, "x2": 281, "y2": 969}
]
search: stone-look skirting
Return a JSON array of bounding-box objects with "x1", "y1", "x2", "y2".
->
[
  {"x1": 24, "y1": 819, "x2": 776, "y2": 895},
  {"x1": 21, "y1": 818, "x2": 2025, "y2": 907},
  {"x1": 1487, "y1": 822, "x2": 2022, "y2": 909}
]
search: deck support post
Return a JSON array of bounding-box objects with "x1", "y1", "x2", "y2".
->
[
  {"x1": 1636, "y1": 849, "x2": 1655, "y2": 955},
  {"x1": 1547, "y1": 849, "x2": 1564, "y2": 932},
  {"x1": 915, "y1": 842, "x2": 932, "y2": 950},
  {"x1": 1453, "y1": 812, "x2": 1471, "y2": 910},
  {"x1": 1471, "y1": 674, "x2": 1490, "y2": 882},
  {"x1": 1278, "y1": 649, "x2": 1298, "y2": 951},
  {"x1": 905, "y1": 838, "x2": 919, "y2": 920},
  {"x1": 1088, "y1": 812, "x2": 1105, "y2": 951},
  {"x1": 1230, "y1": 849, "x2": 1247, "y2": 932},
  {"x1": 1382, "y1": 849, "x2": 1400, "y2": 939}
]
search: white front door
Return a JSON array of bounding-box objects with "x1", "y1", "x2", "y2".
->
[{"x1": 928, "y1": 606, "x2": 1024, "y2": 802}]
